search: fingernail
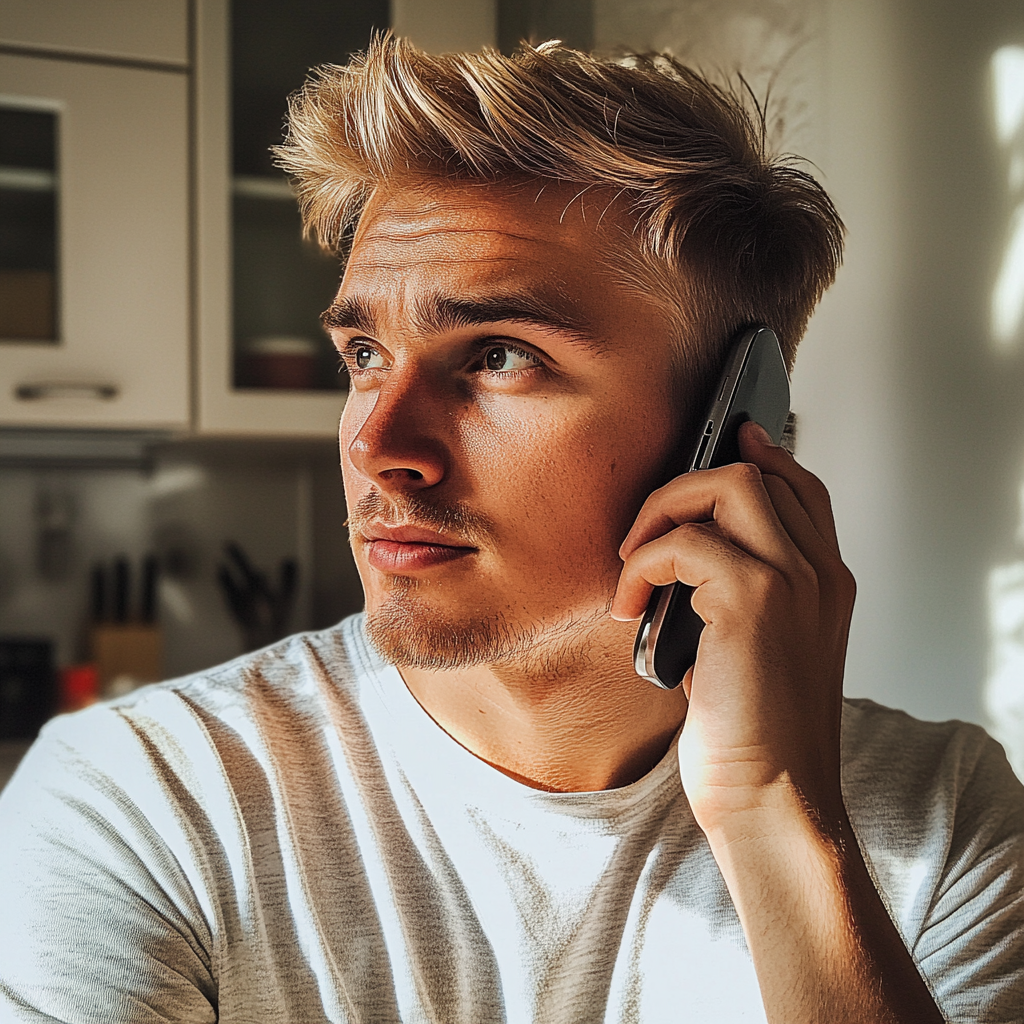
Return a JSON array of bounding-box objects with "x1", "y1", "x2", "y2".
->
[
  {"x1": 748, "y1": 421, "x2": 773, "y2": 444},
  {"x1": 609, "y1": 591, "x2": 634, "y2": 622}
]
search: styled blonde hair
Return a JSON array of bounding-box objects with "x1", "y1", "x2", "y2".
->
[{"x1": 275, "y1": 35, "x2": 843, "y2": 421}]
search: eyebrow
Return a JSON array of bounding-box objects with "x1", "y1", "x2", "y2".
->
[
  {"x1": 321, "y1": 295, "x2": 377, "y2": 335},
  {"x1": 321, "y1": 291, "x2": 603, "y2": 351}
]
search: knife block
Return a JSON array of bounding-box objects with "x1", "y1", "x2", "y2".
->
[{"x1": 90, "y1": 624, "x2": 162, "y2": 695}]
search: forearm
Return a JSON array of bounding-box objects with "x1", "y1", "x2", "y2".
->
[{"x1": 705, "y1": 784, "x2": 944, "y2": 1024}]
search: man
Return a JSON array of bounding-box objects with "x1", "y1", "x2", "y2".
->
[{"x1": 1, "y1": 36, "x2": 1022, "y2": 1022}]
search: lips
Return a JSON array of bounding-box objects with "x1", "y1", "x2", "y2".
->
[{"x1": 360, "y1": 523, "x2": 476, "y2": 573}]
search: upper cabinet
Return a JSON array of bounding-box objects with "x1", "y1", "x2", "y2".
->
[
  {"x1": 0, "y1": 0, "x2": 498, "y2": 436},
  {"x1": 194, "y1": 0, "x2": 494, "y2": 437},
  {"x1": 0, "y1": 4, "x2": 189, "y2": 430},
  {"x1": 0, "y1": 0, "x2": 188, "y2": 66},
  {"x1": 195, "y1": 0, "x2": 387, "y2": 436}
]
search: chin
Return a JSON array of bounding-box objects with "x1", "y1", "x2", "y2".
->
[{"x1": 364, "y1": 585, "x2": 610, "y2": 674}]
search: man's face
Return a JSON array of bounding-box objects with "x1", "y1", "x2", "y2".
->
[{"x1": 327, "y1": 179, "x2": 683, "y2": 670}]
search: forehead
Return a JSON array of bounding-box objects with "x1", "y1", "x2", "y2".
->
[{"x1": 339, "y1": 179, "x2": 635, "y2": 306}]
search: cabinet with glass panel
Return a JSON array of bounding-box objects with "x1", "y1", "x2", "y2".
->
[
  {"x1": 198, "y1": 0, "x2": 507, "y2": 435},
  {"x1": 0, "y1": 106, "x2": 58, "y2": 346},
  {"x1": 2, "y1": 0, "x2": 500, "y2": 435},
  {"x1": 196, "y1": 0, "x2": 387, "y2": 435}
]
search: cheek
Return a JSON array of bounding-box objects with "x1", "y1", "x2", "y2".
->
[{"x1": 464, "y1": 402, "x2": 674, "y2": 555}]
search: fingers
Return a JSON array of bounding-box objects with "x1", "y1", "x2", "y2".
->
[
  {"x1": 613, "y1": 421, "x2": 851, "y2": 625},
  {"x1": 759, "y1": 472, "x2": 856, "y2": 621},
  {"x1": 619, "y1": 461, "x2": 799, "y2": 576},
  {"x1": 738, "y1": 423, "x2": 855, "y2": 619},
  {"x1": 611, "y1": 520, "x2": 740, "y2": 619},
  {"x1": 737, "y1": 421, "x2": 841, "y2": 553},
  {"x1": 611, "y1": 515, "x2": 809, "y2": 623},
  {"x1": 759, "y1": 473, "x2": 833, "y2": 573}
]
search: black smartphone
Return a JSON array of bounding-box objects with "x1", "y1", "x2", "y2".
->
[{"x1": 632, "y1": 325, "x2": 791, "y2": 690}]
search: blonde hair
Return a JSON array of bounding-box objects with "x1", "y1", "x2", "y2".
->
[{"x1": 275, "y1": 35, "x2": 843, "y2": 420}]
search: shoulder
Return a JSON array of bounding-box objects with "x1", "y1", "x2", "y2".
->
[
  {"x1": 840, "y1": 698, "x2": 1024, "y2": 1016},
  {"x1": 840, "y1": 697, "x2": 1023, "y2": 836},
  {"x1": 3, "y1": 615, "x2": 376, "y2": 824},
  {"x1": 840, "y1": 697, "x2": 1024, "y2": 860},
  {"x1": 835, "y1": 696, "x2": 1011, "y2": 798},
  {"x1": 0, "y1": 614, "x2": 382, "y2": 941},
  {"x1": 0, "y1": 619, "x2": 383, "y2": 1023}
]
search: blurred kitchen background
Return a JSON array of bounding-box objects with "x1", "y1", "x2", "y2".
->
[{"x1": 2, "y1": 0, "x2": 1024, "y2": 787}]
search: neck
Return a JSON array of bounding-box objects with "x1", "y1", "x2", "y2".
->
[{"x1": 398, "y1": 620, "x2": 688, "y2": 792}]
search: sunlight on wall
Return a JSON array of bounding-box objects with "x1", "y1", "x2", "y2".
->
[
  {"x1": 986, "y1": 477, "x2": 1024, "y2": 778},
  {"x1": 986, "y1": 47, "x2": 1024, "y2": 778},
  {"x1": 991, "y1": 46, "x2": 1024, "y2": 351}
]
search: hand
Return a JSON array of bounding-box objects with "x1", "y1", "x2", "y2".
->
[
  {"x1": 612, "y1": 425, "x2": 944, "y2": 1022},
  {"x1": 611, "y1": 420, "x2": 856, "y2": 836}
]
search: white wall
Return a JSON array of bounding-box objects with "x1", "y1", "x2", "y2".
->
[{"x1": 595, "y1": 0, "x2": 1024, "y2": 769}]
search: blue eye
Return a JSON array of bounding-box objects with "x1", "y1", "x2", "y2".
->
[{"x1": 483, "y1": 344, "x2": 538, "y2": 372}]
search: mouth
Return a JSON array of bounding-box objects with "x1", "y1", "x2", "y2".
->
[{"x1": 360, "y1": 523, "x2": 477, "y2": 572}]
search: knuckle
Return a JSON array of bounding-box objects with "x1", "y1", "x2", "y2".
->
[
  {"x1": 713, "y1": 567, "x2": 780, "y2": 625},
  {"x1": 801, "y1": 465, "x2": 829, "y2": 494},
  {"x1": 834, "y1": 562, "x2": 857, "y2": 606},
  {"x1": 673, "y1": 521, "x2": 707, "y2": 543},
  {"x1": 725, "y1": 461, "x2": 764, "y2": 490},
  {"x1": 812, "y1": 484, "x2": 834, "y2": 517},
  {"x1": 641, "y1": 478, "x2": 685, "y2": 517},
  {"x1": 642, "y1": 480, "x2": 669, "y2": 506},
  {"x1": 791, "y1": 552, "x2": 819, "y2": 587},
  {"x1": 747, "y1": 562, "x2": 787, "y2": 606},
  {"x1": 758, "y1": 559, "x2": 821, "y2": 615},
  {"x1": 807, "y1": 472, "x2": 829, "y2": 499},
  {"x1": 803, "y1": 472, "x2": 835, "y2": 514}
]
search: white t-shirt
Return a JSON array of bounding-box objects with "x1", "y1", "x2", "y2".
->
[{"x1": 1, "y1": 614, "x2": 1022, "y2": 1023}]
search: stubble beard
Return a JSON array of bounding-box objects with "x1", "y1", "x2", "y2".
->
[
  {"x1": 365, "y1": 578, "x2": 608, "y2": 676},
  {"x1": 352, "y1": 490, "x2": 609, "y2": 676}
]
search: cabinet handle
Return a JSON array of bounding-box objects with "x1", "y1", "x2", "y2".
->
[{"x1": 15, "y1": 381, "x2": 120, "y2": 401}]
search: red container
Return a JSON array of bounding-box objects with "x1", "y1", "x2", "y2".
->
[
  {"x1": 59, "y1": 663, "x2": 99, "y2": 712},
  {"x1": 240, "y1": 336, "x2": 317, "y2": 389}
]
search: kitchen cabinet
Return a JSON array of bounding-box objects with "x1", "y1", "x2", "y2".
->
[
  {"x1": 195, "y1": 0, "x2": 388, "y2": 437},
  {"x1": 194, "y1": 0, "x2": 496, "y2": 437},
  {"x1": 0, "y1": 0, "x2": 498, "y2": 437},
  {"x1": 0, "y1": 0, "x2": 188, "y2": 67},
  {"x1": 0, "y1": 50, "x2": 189, "y2": 429}
]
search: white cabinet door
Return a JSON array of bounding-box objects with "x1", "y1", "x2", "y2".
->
[
  {"x1": 0, "y1": 52, "x2": 189, "y2": 428},
  {"x1": 0, "y1": 0, "x2": 188, "y2": 66}
]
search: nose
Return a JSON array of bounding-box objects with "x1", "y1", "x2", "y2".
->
[{"x1": 344, "y1": 372, "x2": 447, "y2": 494}]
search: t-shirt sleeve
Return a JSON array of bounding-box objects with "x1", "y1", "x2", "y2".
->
[
  {"x1": 0, "y1": 716, "x2": 217, "y2": 1023},
  {"x1": 913, "y1": 732, "x2": 1024, "y2": 1023}
]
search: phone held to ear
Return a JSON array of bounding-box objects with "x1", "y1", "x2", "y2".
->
[{"x1": 633, "y1": 325, "x2": 791, "y2": 690}]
